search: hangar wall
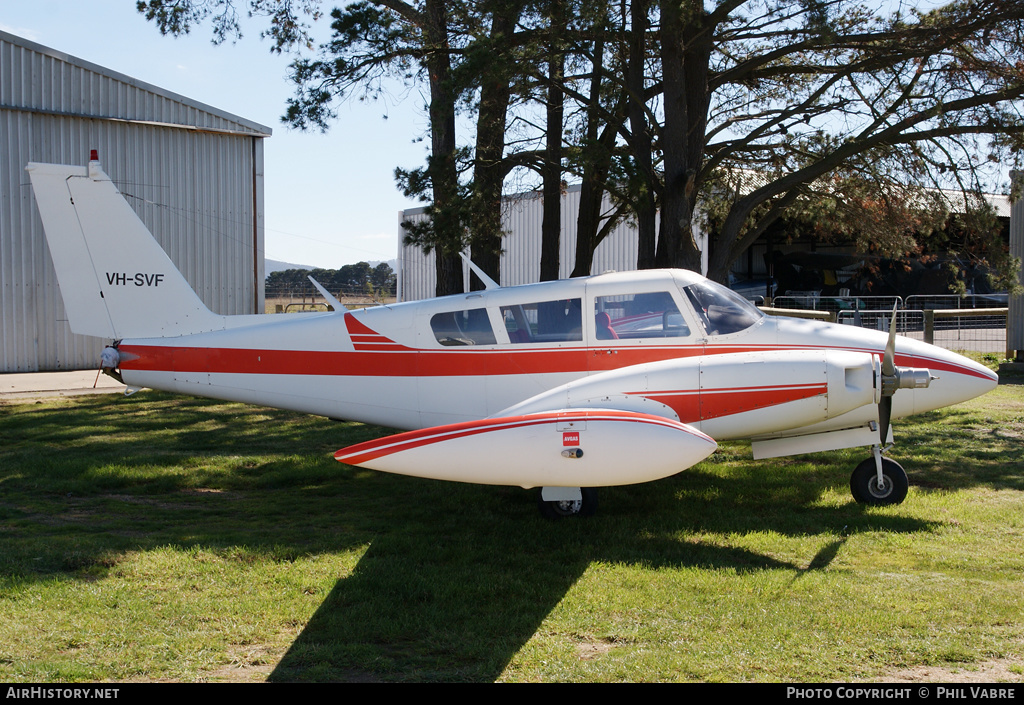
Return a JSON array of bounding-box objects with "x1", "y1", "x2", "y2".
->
[
  {"x1": 397, "y1": 184, "x2": 708, "y2": 302},
  {"x1": 0, "y1": 30, "x2": 271, "y2": 372}
]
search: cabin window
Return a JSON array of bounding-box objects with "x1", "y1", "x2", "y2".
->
[
  {"x1": 682, "y1": 280, "x2": 764, "y2": 336},
  {"x1": 501, "y1": 299, "x2": 583, "y2": 343},
  {"x1": 430, "y1": 308, "x2": 497, "y2": 346},
  {"x1": 593, "y1": 291, "x2": 690, "y2": 340}
]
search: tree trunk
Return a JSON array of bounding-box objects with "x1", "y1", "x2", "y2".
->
[
  {"x1": 656, "y1": 0, "x2": 711, "y2": 273},
  {"x1": 572, "y1": 32, "x2": 609, "y2": 279},
  {"x1": 628, "y1": 0, "x2": 657, "y2": 270},
  {"x1": 540, "y1": 4, "x2": 565, "y2": 282},
  {"x1": 425, "y1": 0, "x2": 464, "y2": 296},
  {"x1": 468, "y1": 8, "x2": 518, "y2": 289}
]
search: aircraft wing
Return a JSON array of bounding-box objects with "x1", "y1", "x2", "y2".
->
[{"x1": 334, "y1": 349, "x2": 882, "y2": 489}]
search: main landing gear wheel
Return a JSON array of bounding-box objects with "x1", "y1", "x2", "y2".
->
[
  {"x1": 538, "y1": 487, "x2": 598, "y2": 519},
  {"x1": 850, "y1": 456, "x2": 908, "y2": 506}
]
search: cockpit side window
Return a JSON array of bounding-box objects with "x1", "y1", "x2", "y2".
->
[
  {"x1": 430, "y1": 307, "x2": 497, "y2": 346},
  {"x1": 500, "y1": 298, "x2": 582, "y2": 343},
  {"x1": 594, "y1": 291, "x2": 691, "y2": 339},
  {"x1": 682, "y1": 280, "x2": 764, "y2": 336}
]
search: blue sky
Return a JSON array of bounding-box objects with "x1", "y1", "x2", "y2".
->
[{"x1": 2, "y1": 0, "x2": 428, "y2": 268}]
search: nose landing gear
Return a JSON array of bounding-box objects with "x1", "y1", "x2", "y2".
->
[
  {"x1": 850, "y1": 454, "x2": 908, "y2": 506},
  {"x1": 854, "y1": 306, "x2": 928, "y2": 506}
]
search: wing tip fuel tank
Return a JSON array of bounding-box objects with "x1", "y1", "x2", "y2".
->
[{"x1": 335, "y1": 409, "x2": 718, "y2": 488}]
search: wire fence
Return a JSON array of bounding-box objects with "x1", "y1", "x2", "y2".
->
[
  {"x1": 265, "y1": 283, "x2": 1009, "y2": 354},
  {"x1": 264, "y1": 285, "x2": 394, "y2": 313},
  {"x1": 769, "y1": 294, "x2": 1008, "y2": 354}
]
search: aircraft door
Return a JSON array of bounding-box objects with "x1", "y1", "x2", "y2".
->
[{"x1": 585, "y1": 281, "x2": 703, "y2": 373}]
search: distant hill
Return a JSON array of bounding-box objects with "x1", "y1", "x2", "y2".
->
[
  {"x1": 265, "y1": 259, "x2": 314, "y2": 275},
  {"x1": 265, "y1": 259, "x2": 397, "y2": 275}
]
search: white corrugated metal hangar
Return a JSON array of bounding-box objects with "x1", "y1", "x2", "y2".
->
[
  {"x1": 397, "y1": 184, "x2": 709, "y2": 302},
  {"x1": 397, "y1": 180, "x2": 1013, "y2": 306},
  {"x1": 0, "y1": 30, "x2": 271, "y2": 372}
]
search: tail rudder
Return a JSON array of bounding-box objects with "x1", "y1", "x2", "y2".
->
[{"x1": 26, "y1": 156, "x2": 223, "y2": 340}]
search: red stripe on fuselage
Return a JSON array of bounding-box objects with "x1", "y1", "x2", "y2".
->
[
  {"x1": 117, "y1": 314, "x2": 993, "y2": 383},
  {"x1": 707, "y1": 343, "x2": 995, "y2": 382},
  {"x1": 344, "y1": 314, "x2": 381, "y2": 337},
  {"x1": 116, "y1": 342, "x2": 989, "y2": 383},
  {"x1": 630, "y1": 383, "x2": 828, "y2": 422},
  {"x1": 118, "y1": 344, "x2": 603, "y2": 377}
]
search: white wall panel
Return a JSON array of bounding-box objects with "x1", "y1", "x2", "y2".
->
[
  {"x1": 0, "y1": 30, "x2": 269, "y2": 371},
  {"x1": 398, "y1": 184, "x2": 672, "y2": 301}
]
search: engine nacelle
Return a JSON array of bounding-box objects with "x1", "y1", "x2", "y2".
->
[{"x1": 500, "y1": 350, "x2": 878, "y2": 441}]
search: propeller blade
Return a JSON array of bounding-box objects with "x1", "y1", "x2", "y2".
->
[
  {"x1": 876, "y1": 303, "x2": 899, "y2": 447},
  {"x1": 882, "y1": 303, "x2": 897, "y2": 378},
  {"x1": 878, "y1": 395, "x2": 892, "y2": 447}
]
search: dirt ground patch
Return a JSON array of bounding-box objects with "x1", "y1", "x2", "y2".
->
[{"x1": 880, "y1": 659, "x2": 1023, "y2": 683}]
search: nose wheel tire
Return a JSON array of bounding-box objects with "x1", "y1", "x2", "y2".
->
[
  {"x1": 850, "y1": 457, "x2": 908, "y2": 506},
  {"x1": 538, "y1": 487, "x2": 598, "y2": 519}
]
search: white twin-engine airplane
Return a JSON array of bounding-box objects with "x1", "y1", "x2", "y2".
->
[{"x1": 27, "y1": 155, "x2": 998, "y2": 518}]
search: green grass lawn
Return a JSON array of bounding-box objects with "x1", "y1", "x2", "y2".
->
[{"x1": 1, "y1": 372, "x2": 1022, "y2": 682}]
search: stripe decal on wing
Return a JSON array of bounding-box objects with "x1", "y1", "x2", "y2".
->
[{"x1": 335, "y1": 409, "x2": 714, "y2": 466}]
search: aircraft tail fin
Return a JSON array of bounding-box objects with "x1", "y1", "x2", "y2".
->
[{"x1": 26, "y1": 156, "x2": 223, "y2": 340}]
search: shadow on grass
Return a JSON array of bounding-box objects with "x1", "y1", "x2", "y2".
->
[
  {"x1": 267, "y1": 465, "x2": 932, "y2": 681},
  {"x1": 1, "y1": 388, "x2": 1018, "y2": 681}
]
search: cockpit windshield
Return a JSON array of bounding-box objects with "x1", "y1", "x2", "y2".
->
[{"x1": 682, "y1": 280, "x2": 764, "y2": 336}]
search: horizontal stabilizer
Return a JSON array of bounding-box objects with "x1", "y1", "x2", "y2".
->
[
  {"x1": 26, "y1": 160, "x2": 223, "y2": 339},
  {"x1": 335, "y1": 409, "x2": 718, "y2": 488}
]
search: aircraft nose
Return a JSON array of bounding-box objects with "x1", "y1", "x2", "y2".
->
[{"x1": 897, "y1": 340, "x2": 998, "y2": 412}]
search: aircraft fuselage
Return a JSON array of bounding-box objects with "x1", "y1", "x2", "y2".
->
[{"x1": 113, "y1": 269, "x2": 996, "y2": 440}]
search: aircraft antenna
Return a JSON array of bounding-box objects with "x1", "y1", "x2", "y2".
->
[
  {"x1": 459, "y1": 252, "x2": 500, "y2": 290},
  {"x1": 308, "y1": 275, "x2": 344, "y2": 311}
]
